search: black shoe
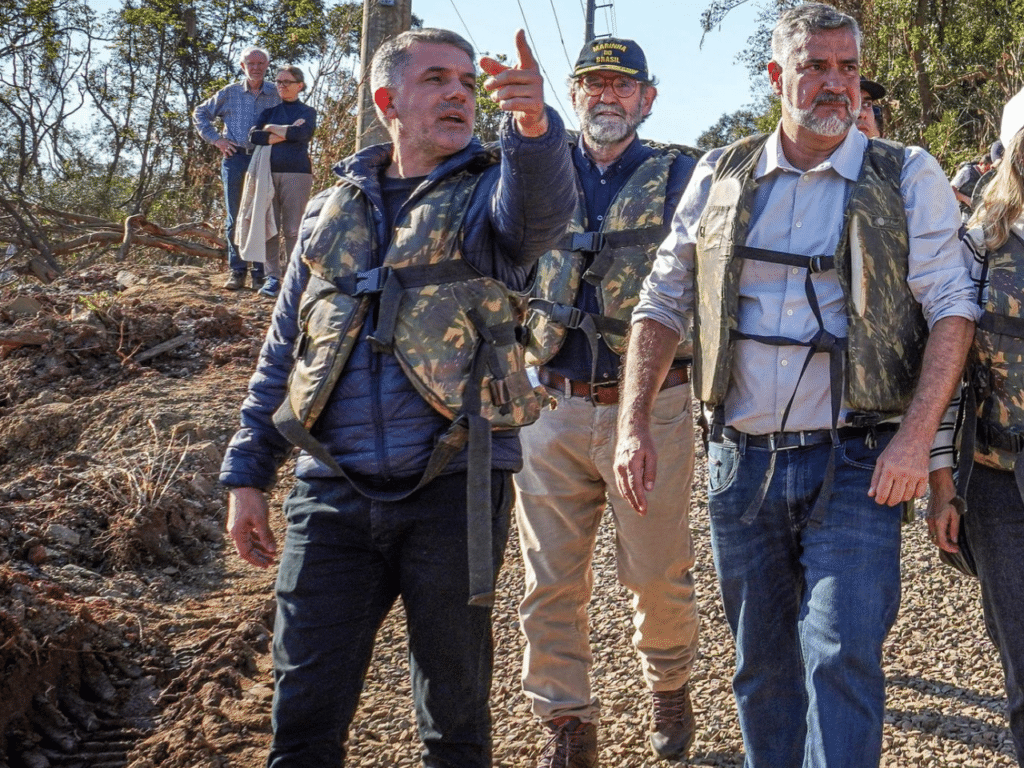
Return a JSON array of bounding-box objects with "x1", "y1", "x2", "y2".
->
[
  {"x1": 222, "y1": 271, "x2": 246, "y2": 290},
  {"x1": 650, "y1": 683, "x2": 695, "y2": 760},
  {"x1": 250, "y1": 272, "x2": 265, "y2": 290},
  {"x1": 537, "y1": 717, "x2": 598, "y2": 768}
]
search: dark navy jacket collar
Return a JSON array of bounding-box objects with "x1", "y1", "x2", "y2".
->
[{"x1": 334, "y1": 137, "x2": 492, "y2": 197}]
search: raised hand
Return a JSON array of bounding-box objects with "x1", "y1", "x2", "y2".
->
[{"x1": 480, "y1": 29, "x2": 549, "y2": 137}]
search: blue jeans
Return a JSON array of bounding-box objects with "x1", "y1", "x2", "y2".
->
[
  {"x1": 964, "y1": 462, "x2": 1024, "y2": 765},
  {"x1": 267, "y1": 471, "x2": 513, "y2": 768},
  {"x1": 706, "y1": 431, "x2": 903, "y2": 768},
  {"x1": 221, "y1": 153, "x2": 263, "y2": 278}
]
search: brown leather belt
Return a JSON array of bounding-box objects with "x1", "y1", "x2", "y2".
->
[{"x1": 536, "y1": 366, "x2": 689, "y2": 406}]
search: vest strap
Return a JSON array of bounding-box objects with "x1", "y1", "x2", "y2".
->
[
  {"x1": 728, "y1": 247, "x2": 848, "y2": 525},
  {"x1": 335, "y1": 266, "x2": 391, "y2": 296},
  {"x1": 527, "y1": 298, "x2": 630, "y2": 397},
  {"x1": 977, "y1": 311, "x2": 1024, "y2": 339},
  {"x1": 735, "y1": 245, "x2": 835, "y2": 273},
  {"x1": 360, "y1": 260, "x2": 481, "y2": 351},
  {"x1": 560, "y1": 225, "x2": 669, "y2": 254},
  {"x1": 528, "y1": 298, "x2": 630, "y2": 338},
  {"x1": 271, "y1": 398, "x2": 469, "y2": 502},
  {"x1": 272, "y1": 394, "x2": 499, "y2": 607},
  {"x1": 581, "y1": 225, "x2": 671, "y2": 287}
]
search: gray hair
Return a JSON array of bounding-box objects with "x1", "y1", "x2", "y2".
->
[
  {"x1": 369, "y1": 28, "x2": 475, "y2": 96},
  {"x1": 279, "y1": 65, "x2": 305, "y2": 83},
  {"x1": 240, "y1": 45, "x2": 270, "y2": 64},
  {"x1": 771, "y1": 3, "x2": 860, "y2": 70}
]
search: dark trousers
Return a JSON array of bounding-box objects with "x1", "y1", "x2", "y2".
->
[
  {"x1": 965, "y1": 462, "x2": 1024, "y2": 765},
  {"x1": 267, "y1": 471, "x2": 513, "y2": 768}
]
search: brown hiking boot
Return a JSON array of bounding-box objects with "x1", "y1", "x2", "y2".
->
[
  {"x1": 650, "y1": 683, "x2": 695, "y2": 760},
  {"x1": 537, "y1": 716, "x2": 598, "y2": 768},
  {"x1": 222, "y1": 271, "x2": 246, "y2": 290}
]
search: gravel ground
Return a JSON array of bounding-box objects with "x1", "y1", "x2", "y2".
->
[{"x1": 342, "y1": 416, "x2": 1018, "y2": 767}]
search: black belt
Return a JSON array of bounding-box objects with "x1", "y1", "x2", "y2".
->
[{"x1": 710, "y1": 422, "x2": 899, "y2": 451}]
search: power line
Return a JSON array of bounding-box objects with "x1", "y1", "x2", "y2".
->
[
  {"x1": 447, "y1": 0, "x2": 481, "y2": 55},
  {"x1": 515, "y1": 0, "x2": 577, "y2": 130},
  {"x1": 604, "y1": 1, "x2": 617, "y2": 36},
  {"x1": 548, "y1": 0, "x2": 575, "y2": 70}
]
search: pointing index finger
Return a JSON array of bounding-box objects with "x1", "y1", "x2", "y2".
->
[{"x1": 515, "y1": 28, "x2": 537, "y2": 71}]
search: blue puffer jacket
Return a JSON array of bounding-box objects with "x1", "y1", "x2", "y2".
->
[{"x1": 219, "y1": 109, "x2": 574, "y2": 491}]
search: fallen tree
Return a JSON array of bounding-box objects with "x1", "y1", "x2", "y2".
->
[{"x1": 0, "y1": 196, "x2": 226, "y2": 284}]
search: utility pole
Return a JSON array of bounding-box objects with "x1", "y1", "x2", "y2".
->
[
  {"x1": 584, "y1": 0, "x2": 612, "y2": 43},
  {"x1": 356, "y1": 0, "x2": 412, "y2": 150}
]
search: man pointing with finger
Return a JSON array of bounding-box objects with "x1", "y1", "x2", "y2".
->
[
  {"x1": 616, "y1": 4, "x2": 976, "y2": 766},
  {"x1": 218, "y1": 28, "x2": 573, "y2": 766}
]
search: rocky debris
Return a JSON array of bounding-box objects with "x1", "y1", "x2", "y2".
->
[
  {"x1": 0, "y1": 264, "x2": 276, "y2": 766},
  {"x1": 0, "y1": 262, "x2": 1018, "y2": 768}
]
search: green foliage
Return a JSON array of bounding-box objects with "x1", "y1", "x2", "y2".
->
[
  {"x1": 76, "y1": 291, "x2": 116, "y2": 313},
  {"x1": 259, "y1": 0, "x2": 327, "y2": 63},
  {"x1": 697, "y1": 109, "x2": 761, "y2": 150},
  {"x1": 475, "y1": 53, "x2": 508, "y2": 144},
  {"x1": 699, "y1": 0, "x2": 1024, "y2": 171}
]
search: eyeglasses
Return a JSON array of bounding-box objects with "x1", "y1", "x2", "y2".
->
[
  {"x1": 275, "y1": 79, "x2": 299, "y2": 86},
  {"x1": 578, "y1": 74, "x2": 639, "y2": 98}
]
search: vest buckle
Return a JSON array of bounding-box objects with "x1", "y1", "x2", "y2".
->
[
  {"x1": 549, "y1": 303, "x2": 585, "y2": 330},
  {"x1": 570, "y1": 232, "x2": 605, "y2": 253},
  {"x1": 353, "y1": 266, "x2": 391, "y2": 296}
]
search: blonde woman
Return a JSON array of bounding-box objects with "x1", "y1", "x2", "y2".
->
[{"x1": 929, "y1": 92, "x2": 1024, "y2": 766}]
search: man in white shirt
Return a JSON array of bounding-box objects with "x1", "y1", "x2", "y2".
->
[{"x1": 615, "y1": 4, "x2": 977, "y2": 766}]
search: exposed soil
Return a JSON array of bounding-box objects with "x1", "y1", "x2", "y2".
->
[{"x1": 0, "y1": 263, "x2": 1018, "y2": 768}]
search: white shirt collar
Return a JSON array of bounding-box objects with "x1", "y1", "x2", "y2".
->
[{"x1": 758, "y1": 122, "x2": 866, "y2": 182}]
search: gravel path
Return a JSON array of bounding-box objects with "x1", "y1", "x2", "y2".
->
[{"x1": 340, "y1": 419, "x2": 1018, "y2": 767}]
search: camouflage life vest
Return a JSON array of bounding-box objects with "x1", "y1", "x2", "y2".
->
[
  {"x1": 525, "y1": 144, "x2": 694, "y2": 372},
  {"x1": 694, "y1": 133, "x2": 925, "y2": 420},
  {"x1": 969, "y1": 229, "x2": 1024, "y2": 472},
  {"x1": 954, "y1": 161, "x2": 983, "y2": 214},
  {"x1": 273, "y1": 161, "x2": 546, "y2": 607},
  {"x1": 279, "y1": 167, "x2": 543, "y2": 436}
]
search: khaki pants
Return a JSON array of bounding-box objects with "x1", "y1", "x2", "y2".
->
[
  {"x1": 515, "y1": 381, "x2": 699, "y2": 723},
  {"x1": 265, "y1": 172, "x2": 313, "y2": 279}
]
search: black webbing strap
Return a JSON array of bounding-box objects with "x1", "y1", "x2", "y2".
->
[
  {"x1": 332, "y1": 261, "x2": 481, "y2": 352},
  {"x1": 734, "y1": 245, "x2": 834, "y2": 273},
  {"x1": 556, "y1": 226, "x2": 670, "y2": 287},
  {"x1": 559, "y1": 226, "x2": 669, "y2": 254},
  {"x1": 528, "y1": 299, "x2": 629, "y2": 338},
  {"x1": 581, "y1": 226, "x2": 670, "y2": 287},
  {"x1": 461, "y1": 331, "x2": 496, "y2": 607},
  {"x1": 730, "y1": 244, "x2": 846, "y2": 525},
  {"x1": 272, "y1": 374, "x2": 496, "y2": 607},
  {"x1": 977, "y1": 311, "x2": 1024, "y2": 338},
  {"x1": 957, "y1": 382, "x2": 977, "y2": 499},
  {"x1": 527, "y1": 298, "x2": 627, "y2": 403},
  {"x1": 272, "y1": 398, "x2": 469, "y2": 503}
]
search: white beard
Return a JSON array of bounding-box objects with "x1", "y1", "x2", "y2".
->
[
  {"x1": 785, "y1": 91, "x2": 854, "y2": 137},
  {"x1": 576, "y1": 102, "x2": 644, "y2": 147}
]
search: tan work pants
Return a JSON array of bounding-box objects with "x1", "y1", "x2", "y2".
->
[{"x1": 514, "y1": 381, "x2": 699, "y2": 723}]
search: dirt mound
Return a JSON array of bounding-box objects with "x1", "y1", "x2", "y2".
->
[
  {"x1": 0, "y1": 264, "x2": 280, "y2": 768},
  {"x1": 0, "y1": 262, "x2": 1017, "y2": 768}
]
